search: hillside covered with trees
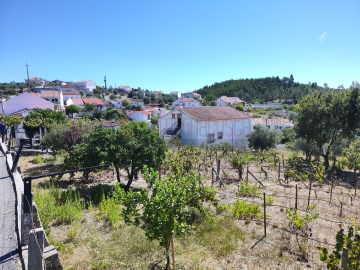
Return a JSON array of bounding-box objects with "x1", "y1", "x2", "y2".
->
[{"x1": 196, "y1": 75, "x2": 325, "y2": 103}]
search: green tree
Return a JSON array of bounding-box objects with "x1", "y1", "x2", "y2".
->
[
  {"x1": 248, "y1": 125, "x2": 278, "y2": 150},
  {"x1": 295, "y1": 90, "x2": 360, "y2": 169},
  {"x1": 122, "y1": 167, "x2": 217, "y2": 270},
  {"x1": 345, "y1": 139, "x2": 360, "y2": 186},
  {"x1": 104, "y1": 108, "x2": 123, "y2": 120},
  {"x1": 69, "y1": 122, "x2": 167, "y2": 190},
  {"x1": 122, "y1": 100, "x2": 131, "y2": 110},
  {"x1": 84, "y1": 103, "x2": 95, "y2": 112},
  {"x1": 65, "y1": 105, "x2": 80, "y2": 118}
]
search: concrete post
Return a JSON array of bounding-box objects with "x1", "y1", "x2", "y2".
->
[{"x1": 28, "y1": 228, "x2": 45, "y2": 270}]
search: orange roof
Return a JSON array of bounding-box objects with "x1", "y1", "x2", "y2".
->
[
  {"x1": 219, "y1": 96, "x2": 244, "y2": 103},
  {"x1": 63, "y1": 91, "x2": 81, "y2": 95},
  {"x1": 69, "y1": 98, "x2": 84, "y2": 105},
  {"x1": 180, "y1": 106, "x2": 250, "y2": 121},
  {"x1": 40, "y1": 91, "x2": 61, "y2": 98},
  {"x1": 82, "y1": 98, "x2": 104, "y2": 106}
]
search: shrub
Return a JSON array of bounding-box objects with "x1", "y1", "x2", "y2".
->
[
  {"x1": 238, "y1": 182, "x2": 260, "y2": 197},
  {"x1": 248, "y1": 125, "x2": 279, "y2": 150},
  {"x1": 230, "y1": 199, "x2": 262, "y2": 220},
  {"x1": 99, "y1": 195, "x2": 122, "y2": 228},
  {"x1": 33, "y1": 155, "x2": 44, "y2": 164}
]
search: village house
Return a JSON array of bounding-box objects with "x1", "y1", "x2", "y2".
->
[
  {"x1": 182, "y1": 92, "x2": 202, "y2": 101},
  {"x1": 31, "y1": 91, "x2": 64, "y2": 110},
  {"x1": 66, "y1": 98, "x2": 85, "y2": 109},
  {"x1": 216, "y1": 96, "x2": 245, "y2": 107},
  {"x1": 70, "y1": 80, "x2": 97, "y2": 92},
  {"x1": 172, "y1": 97, "x2": 201, "y2": 108},
  {"x1": 127, "y1": 107, "x2": 169, "y2": 122},
  {"x1": 62, "y1": 92, "x2": 82, "y2": 104},
  {"x1": 159, "y1": 106, "x2": 251, "y2": 147},
  {"x1": 82, "y1": 97, "x2": 106, "y2": 111},
  {"x1": 251, "y1": 118, "x2": 294, "y2": 131},
  {"x1": 118, "y1": 85, "x2": 132, "y2": 94},
  {"x1": 25, "y1": 76, "x2": 48, "y2": 86}
]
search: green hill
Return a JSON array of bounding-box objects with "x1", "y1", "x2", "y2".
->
[{"x1": 196, "y1": 75, "x2": 324, "y2": 103}]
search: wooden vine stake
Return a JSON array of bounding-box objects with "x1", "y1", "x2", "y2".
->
[
  {"x1": 341, "y1": 247, "x2": 348, "y2": 270},
  {"x1": 295, "y1": 184, "x2": 298, "y2": 210},
  {"x1": 263, "y1": 192, "x2": 267, "y2": 237},
  {"x1": 307, "y1": 177, "x2": 312, "y2": 210}
]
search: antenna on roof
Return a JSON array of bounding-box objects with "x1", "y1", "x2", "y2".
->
[{"x1": 25, "y1": 63, "x2": 30, "y2": 90}]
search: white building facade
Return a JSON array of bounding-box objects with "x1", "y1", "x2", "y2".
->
[
  {"x1": 159, "y1": 106, "x2": 251, "y2": 148},
  {"x1": 216, "y1": 96, "x2": 245, "y2": 106},
  {"x1": 70, "y1": 80, "x2": 97, "y2": 92},
  {"x1": 172, "y1": 98, "x2": 201, "y2": 108}
]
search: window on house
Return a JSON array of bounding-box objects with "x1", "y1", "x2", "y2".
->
[
  {"x1": 207, "y1": 133, "x2": 215, "y2": 143},
  {"x1": 172, "y1": 114, "x2": 175, "y2": 119},
  {"x1": 177, "y1": 114, "x2": 181, "y2": 118},
  {"x1": 218, "y1": 132, "x2": 223, "y2": 139}
]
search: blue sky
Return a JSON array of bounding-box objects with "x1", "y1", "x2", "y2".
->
[{"x1": 0, "y1": 0, "x2": 359, "y2": 92}]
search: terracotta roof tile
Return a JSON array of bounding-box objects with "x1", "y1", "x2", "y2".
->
[
  {"x1": 219, "y1": 96, "x2": 244, "y2": 103},
  {"x1": 180, "y1": 106, "x2": 250, "y2": 121},
  {"x1": 82, "y1": 98, "x2": 104, "y2": 106}
]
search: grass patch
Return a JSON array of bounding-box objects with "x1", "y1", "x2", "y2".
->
[
  {"x1": 195, "y1": 216, "x2": 245, "y2": 257},
  {"x1": 99, "y1": 196, "x2": 122, "y2": 228}
]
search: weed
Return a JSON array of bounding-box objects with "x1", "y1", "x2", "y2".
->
[
  {"x1": 99, "y1": 195, "x2": 122, "y2": 228},
  {"x1": 230, "y1": 199, "x2": 262, "y2": 220},
  {"x1": 91, "y1": 260, "x2": 110, "y2": 270},
  {"x1": 238, "y1": 182, "x2": 260, "y2": 197},
  {"x1": 66, "y1": 222, "x2": 80, "y2": 242},
  {"x1": 266, "y1": 195, "x2": 274, "y2": 205},
  {"x1": 32, "y1": 155, "x2": 44, "y2": 164}
]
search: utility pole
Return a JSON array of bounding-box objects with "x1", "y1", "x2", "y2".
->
[
  {"x1": 25, "y1": 63, "x2": 30, "y2": 90},
  {"x1": 104, "y1": 75, "x2": 107, "y2": 90}
]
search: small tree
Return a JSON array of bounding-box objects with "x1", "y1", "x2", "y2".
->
[
  {"x1": 65, "y1": 105, "x2": 80, "y2": 118},
  {"x1": 84, "y1": 103, "x2": 95, "y2": 112},
  {"x1": 123, "y1": 168, "x2": 217, "y2": 270},
  {"x1": 248, "y1": 125, "x2": 278, "y2": 150}
]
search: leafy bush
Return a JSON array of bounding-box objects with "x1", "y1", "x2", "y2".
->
[
  {"x1": 238, "y1": 182, "x2": 260, "y2": 197},
  {"x1": 320, "y1": 225, "x2": 360, "y2": 270},
  {"x1": 230, "y1": 199, "x2": 262, "y2": 220},
  {"x1": 33, "y1": 155, "x2": 44, "y2": 164},
  {"x1": 99, "y1": 195, "x2": 122, "y2": 228},
  {"x1": 248, "y1": 125, "x2": 279, "y2": 150}
]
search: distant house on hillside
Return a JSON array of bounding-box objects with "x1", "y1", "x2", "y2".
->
[
  {"x1": 159, "y1": 106, "x2": 251, "y2": 147},
  {"x1": 251, "y1": 118, "x2": 294, "y2": 131},
  {"x1": 70, "y1": 80, "x2": 97, "y2": 92},
  {"x1": 127, "y1": 107, "x2": 169, "y2": 122},
  {"x1": 25, "y1": 77, "x2": 48, "y2": 87},
  {"x1": 172, "y1": 98, "x2": 201, "y2": 108},
  {"x1": 216, "y1": 96, "x2": 245, "y2": 107},
  {"x1": 182, "y1": 92, "x2": 202, "y2": 101},
  {"x1": 118, "y1": 85, "x2": 132, "y2": 94},
  {"x1": 82, "y1": 98, "x2": 105, "y2": 110},
  {"x1": 67, "y1": 98, "x2": 85, "y2": 109},
  {"x1": 63, "y1": 92, "x2": 81, "y2": 104},
  {"x1": 31, "y1": 91, "x2": 64, "y2": 110}
]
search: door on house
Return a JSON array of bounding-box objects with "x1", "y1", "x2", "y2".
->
[{"x1": 177, "y1": 114, "x2": 182, "y2": 127}]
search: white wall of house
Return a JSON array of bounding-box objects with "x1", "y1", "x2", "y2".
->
[
  {"x1": 159, "y1": 109, "x2": 251, "y2": 148},
  {"x1": 128, "y1": 111, "x2": 151, "y2": 122},
  {"x1": 63, "y1": 94, "x2": 81, "y2": 103},
  {"x1": 109, "y1": 100, "x2": 123, "y2": 108},
  {"x1": 172, "y1": 99, "x2": 200, "y2": 108},
  {"x1": 71, "y1": 81, "x2": 96, "y2": 92}
]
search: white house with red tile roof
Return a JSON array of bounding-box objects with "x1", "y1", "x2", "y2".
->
[
  {"x1": 66, "y1": 98, "x2": 85, "y2": 108},
  {"x1": 172, "y1": 98, "x2": 201, "y2": 108},
  {"x1": 82, "y1": 97, "x2": 105, "y2": 110},
  {"x1": 63, "y1": 91, "x2": 81, "y2": 104},
  {"x1": 251, "y1": 118, "x2": 294, "y2": 131},
  {"x1": 32, "y1": 90, "x2": 64, "y2": 109},
  {"x1": 2, "y1": 93, "x2": 54, "y2": 115},
  {"x1": 127, "y1": 107, "x2": 170, "y2": 122},
  {"x1": 216, "y1": 96, "x2": 245, "y2": 107},
  {"x1": 159, "y1": 106, "x2": 251, "y2": 147}
]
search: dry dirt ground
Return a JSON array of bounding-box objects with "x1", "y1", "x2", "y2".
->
[{"x1": 19, "y1": 151, "x2": 359, "y2": 270}]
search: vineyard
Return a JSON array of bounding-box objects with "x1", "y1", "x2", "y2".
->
[{"x1": 20, "y1": 144, "x2": 360, "y2": 270}]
